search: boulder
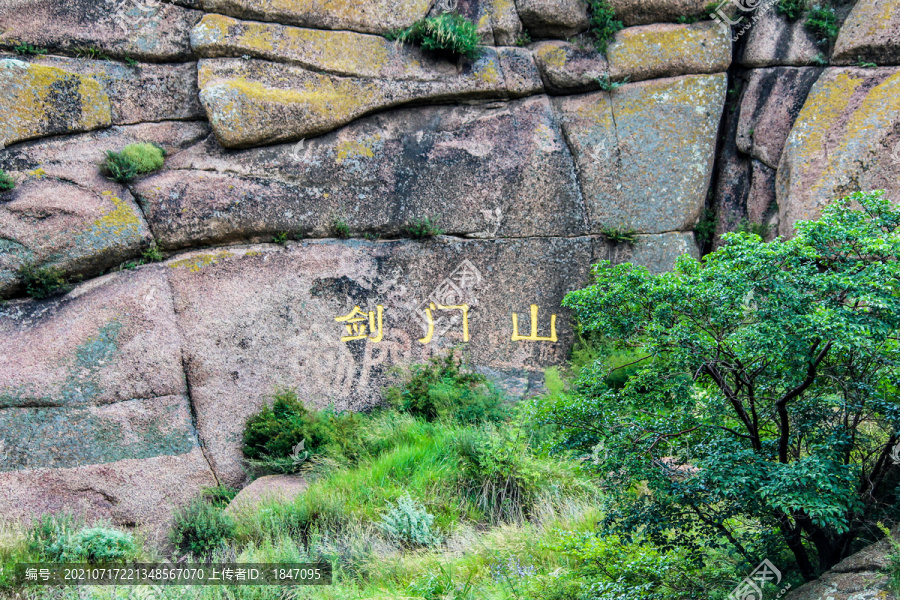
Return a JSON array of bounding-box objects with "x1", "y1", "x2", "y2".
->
[
  {"x1": 134, "y1": 96, "x2": 586, "y2": 249},
  {"x1": 738, "y1": 8, "x2": 822, "y2": 68},
  {"x1": 736, "y1": 66, "x2": 823, "y2": 169},
  {"x1": 17, "y1": 55, "x2": 204, "y2": 125},
  {"x1": 776, "y1": 67, "x2": 900, "y2": 236},
  {"x1": 532, "y1": 40, "x2": 608, "y2": 94},
  {"x1": 604, "y1": 0, "x2": 718, "y2": 26},
  {"x1": 0, "y1": 59, "x2": 111, "y2": 148},
  {"x1": 0, "y1": 0, "x2": 202, "y2": 62},
  {"x1": 554, "y1": 73, "x2": 727, "y2": 234},
  {"x1": 833, "y1": 0, "x2": 900, "y2": 66},
  {"x1": 478, "y1": 0, "x2": 525, "y2": 46},
  {"x1": 225, "y1": 475, "x2": 308, "y2": 515},
  {"x1": 711, "y1": 104, "x2": 752, "y2": 248},
  {"x1": 594, "y1": 232, "x2": 700, "y2": 272},
  {"x1": 164, "y1": 237, "x2": 594, "y2": 484},
  {"x1": 197, "y1": 46, "x2": 543, "y2": 147},
  {"x1": 514, "y1": 0, "x2": 589, "y2": 38},
  {"x1": 197, "y1": 0, "x2": 431, "y2": 35},
  {"x1": 785, "y1": 572, "x2": 894, "y2": 600}
]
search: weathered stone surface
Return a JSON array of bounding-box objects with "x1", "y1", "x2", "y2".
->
[
  {"x1": 514, "y1": 0, "x2": 588, "y2": 38},
  {"x1": 134, "y1": 96, "x2": 586, "y2": 249},
  {"x1": 20, "y1": 55, "x2": 203, "y2": 125},
  {"x1": 0, "y1": 122, "x2": 210, "y2": 297},
  {"x1": 477, "y1": 0, "x2": 525, "y2": 46},
  {"x1": 776, "y1": 67, "x2": 900, "y2": 236},
  {"x1": 607, "y1": 22, "x2": 731, "y2": 83},
  {"x1": 533, "y1": 41, "x2": 608, "y2": 94},
  {"x1": 0, "y1": 449, "x2": 217, "y2": 543},
  {"x1": 0, "y1": 59, "x2": 111, "y2": 148},
  {"x1": 594, "y1": 232, "x2": 699, "y2": 273},
  {"x1": 166, "y1": 238, "x2": 593, "y2": 484},
  {"x1": 0, "y1": 0, "x2": 202, "y2": 62},
  {"x1": 747, "y1": 160, "x2": 778, "y2": 237},
  {"x1": 198, "y1": 0, "x2": 431, "y2": 35},
  {"x1": 0, "y1": 396, "x2": 196, "y2": 470},
  {"x1": 225, "y1": 475, "x2": 308, "y2": 515},
  {"x1": 604, "y1": 0, "x2": 717, "y2": 26},
  {"x1": 784, "y1": 571, "x2": 894, "y2": 600},
  {"x1": 833, "y1": 0, "x2": 900, "y2": 66},
  {"x1": 738, "y1": 9, "x2": 821, "y2": 68},
  {"x1": 197, "y1": 45, "x2": 543, "y2": 147},
  {"x1": 736, "y1": 67, "x2": 823, "y2": 169},
  {"x1": 711, "y1": 100, "x2": 751, "y2": 248},
  {"x1": 0, "y1": 268, "x2": 185, "y2": 408},
  {"x1": 555, "y1": 73, "x2": 726, "y2": 234}
]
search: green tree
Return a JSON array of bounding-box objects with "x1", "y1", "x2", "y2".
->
[{"x1": 542, "y1": 191, "x2": 900, "y2": 580}]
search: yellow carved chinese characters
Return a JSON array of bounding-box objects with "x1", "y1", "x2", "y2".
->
[
  {"x1": 511, "y1": 305, "x2": 557, "y2": 342},
  {"x1": 335, "y1": 305, "x2": 384, "y2": 342},
  {"x1": 419, "y1": 303, "x2": 470, "y2": 344}
]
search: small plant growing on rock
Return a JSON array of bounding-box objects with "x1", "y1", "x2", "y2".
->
[
  {"x1": 599, "y1": 224, "x2": 637, "y2": 244},
  {"x1": 12, "y1": 42, "x2": 47, "y2": 56},
  {"x1": 273, "y1": 231, "x2": 290, "y2": 245},
  {"x1": 402, "y1": 216, "x2": 444, "y2": 239},
  {"x1": 805, "y1": 5, "x2": 839, "y2": 45},
  {"x1": 514, "y1": 31, "x2": 531, "y2": 47},
  {"x1": 102, "y1": 143, "x2": 165, "y2": 183},
  {"x1": 586, "y1": 0, "x2": 623, "y2": 54},
  {"x1": 201, "y1": 485, "x2": 240, "y2": 509},
  {"x1": 392, "y1": 13, "x2": 481, "y2": 60},
  {"x1": 74, "y1": 46, "x2": 110, "y2": 60},
  {"x1": 141, "y1": 242, "x2": 164, "y2": 263},
  {"x1": 775, "y1": 0, "x2": 806, "y2": 21},
  {"x1": 331, "y1": 217, "x2": 351, "y2": 239},
  {"x1": 169, "y1": 499, "x2": 235, "y2": 558},
  {"x1": 19, "y1": 263, "x2": 70, "y2": 299},
  {"x1": 595, "y1": 74, "x2": 628, "y2": 91},
  {"x1": 0, "y1": 170, "x2": 15, "y2": 191},
  {"x1": 378, "y1": 494, "x2": 443, "y2": 548}
]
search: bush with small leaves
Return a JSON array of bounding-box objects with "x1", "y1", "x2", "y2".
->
[
  {"x1": 169, "y1": 500, "x2": 235, "y2": 558},
  {"x1": 776, "y1": 0, "x2": 806, "y2": 21},
  {"x1": 805, "y1": 5, "x2": 839, "y2": 45},
  {"x1": 0, "y1": 170, "x2": 15, "y2": 191},
  {"x1": 29, "y1": 516, "x2": 137, "y2": 563},
  {"x1": 19, "y1": 264, "x2": 70, "y2": 299},
  {"x1": 402, "y1": 216, "x2": 444, "y2": 239},
  {"x1": 332, "y1": 218, "x2": 351, "y2": 239},
  {"x1": 586, "y1": 0, "x2": 623, "y2": 54},
  {"x1": 378, "y1": 494, "x2": 443, "y2": 548}
]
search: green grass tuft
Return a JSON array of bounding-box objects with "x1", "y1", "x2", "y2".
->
[
  {"x1": 393, "y1": 13, "x2": 481, "y2": 60},
  {"x1": 102, "y1": 143, "x2": 165, "y2": 183},
  {"x1": 805, "y1": 5, "x2": 840, "y2": 45},
  {"x1": 0, "y1": 170, "x2": 15, "y2": 191},
  {"x1": 402, "y1": 215, "x2": 444, "y2": 239}
]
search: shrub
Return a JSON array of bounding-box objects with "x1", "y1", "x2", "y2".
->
[
  {"x1": 693, "y1": 208, "x2": 716, "y2": 247},
  {"x1": 29, "y1": 516, "x2": 136, "y2": 563},
  {"x1": 776, "y1": 0, "x2": 806, "y2": 20},
  {"x1": 102, "y1": 143, "x2": 165, "y2": 183},
  {"x1": 169, "y1": 500, "x2": 235, "y2": 557},
  {"x1": 19, "y1": 264, "x2": 70, "y2": 299},
  {"x1": 12, "y1": 43, "x2": 47, "y2": 56},
  {"x1": 202, "y1": 485, "x2": 240, "y2": 509},
  {"x1": 141, "y1": 242, "x2": 164, "y2": 263},
  {"x1": 393, "y1": 13, "x2": 481, "y2": 60},
  {"x1": 378, "y1": 494, "x2": 443, "y2": 548},
  {"x1": 586, "y1": 0, "x2": 623, "y2": 54},
  {"x1": 805, "y1": 5, "x2": 839, "y2": 45},
  {"x1": 599, "y1": 224, "x2": 637, "y2": 244},
  {"x1": 0, "y1": 170, "x2": 15, "y2": 191},
  {"x1": 402, "y1": 215, "x2": 444, "y2": 239},
  {"x1": 332, "y1": 217, "x2": 351, "y2": 239},
  {"x1": 386, "y1": 352, "x2": 508, "y2": 424},
  {"x1": 243, "y1": 389, "x2": 365, "y2": 472}
]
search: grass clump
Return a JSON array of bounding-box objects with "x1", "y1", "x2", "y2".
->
[
  {"x1": 392, "y1": 13, "x2": 481, "y2": 60},
  {"x1": 386, "y1": 352, "x2": 508, "y2": 424},
  {"x1": 586, "y1": 0, "x2": 623, "y2": 54},
  {"x1": 169, "y1": 499, "x2": 236, "y2": 558},
  {"x1": 599, "y1": 224, "x2": 637, "y2": 244},
  {"x1": 12, "y1": 42, "x2": 47, "y2": 56},
  {"x1": 776, "y1": 0, "x2": 806, "y2": 20},
  {"x1": 402, "y1": 215, "x2": 444, "y2": 239},
  {"x1": 74, "y1": 46, "x2": 110, "y2": 60},
  {"x1": 102, "y1": 142, "x2": 165, "y2": 183},
  {"x1": 19, "y1": 264, "x2": 70, "y2": 299},
  {"x1": 805, "y1": 5, "x2": 839, "y2": 45},
  {"x1": 331, "y1": 217, "x2": 351, "y2": 239},
  {"x1": 29, "y1": 515, "x2": 137, "y2": 564},
  {"x1": 0, "y1": 170, "x2": 15, "y2": 191}
]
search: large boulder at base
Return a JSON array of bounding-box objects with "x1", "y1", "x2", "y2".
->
[
  {"x1": 0, "y1": 59, "x2": 111, "y2": 148},
  {"x1": 0, "y1": 0, "x2": 202, "y2": 61},
  {"x1": 514, "y1": 0, "x2": 589, "y2": 38},
  {"x1": 198, "y1": 0, "x2": 431, "y2": 35},
  {"x1": 738, "y1": 8, "x2": 821, "y2": 68},
  {"x1": 604, "y1": 0, "x2": 717, "y2": 26},
  {"x1": 776, "y1": 67, "x2": 900, "y2": 236},
  {"x1": 554, "y1": 73, "x2": 726, "y2": 234},
  {"x1": 197, "y1": 48, "x2": 542, "y2": 147},
  {"x1": 133, "y1": 96, "x2": 586, "y2": 249},
  {"x1": 606, "y1": 22, "x2": 731, "y2": 83},
  {"x1": 0, "y1": 122, "x2": 210, "y2": 297},
  {"x1": 833, "y1": 0, "x2": 900, "y2": 66},
  {"x1": 225, "y1": 475, "x2": 308, "y2": 516},
  {"x1": 16, "y1": 55, "x2": 204, "y2": 125},
  {"x1": 164, "y1": 238, "x2": 593, "y2": 485},
  {"x1": 736, "y1": 66, "x2": 823, "y2": 169}
]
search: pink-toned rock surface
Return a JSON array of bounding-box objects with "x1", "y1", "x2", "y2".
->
[
  {"x1": 0, "y1": 449, "x2": 217, "y2": 544},
  {"x1": 514, "y1": 0, "x2": 589, "y2": 38},
  {"x1": 833, "y1": 0, "x2": 900, "y2": 66},
  {"x1": 605, "y1": 0, "x2": 716, "y2": 26},
  {"x1": 532, "y1": 41, "x2": 608, "y2": 94},
  {"x1": 134, "y1": 96, "x2": 586, "y2": 249},
  {"x1": 736, "y1": 67, "x2": 823, "y2": 169},
  {"x1": 554, "y1": 73, "x2": 726, "y2": 234},
  {"x1": 738, "y1": 9, "x2": 821, "y2": 68},
  {"x1": 776, "y1": 66, "x2": 900, "y2": 236},
  {"x1": 225, "y1": 475, "x2": 308, "y2": 515},
  {"x1": 165, "y1": 238, "x2": 594, "y2": 484},
  {"x1": 0, "y1": 0, "x2": 202, "y2": 61}
]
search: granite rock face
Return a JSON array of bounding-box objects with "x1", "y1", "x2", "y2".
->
[
  {"x1": 514, "y1": 0, "x2": 589, "y2": 38},
  {"x1": 833, "y1": 0, "x2": 900, "y2": 66}
]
